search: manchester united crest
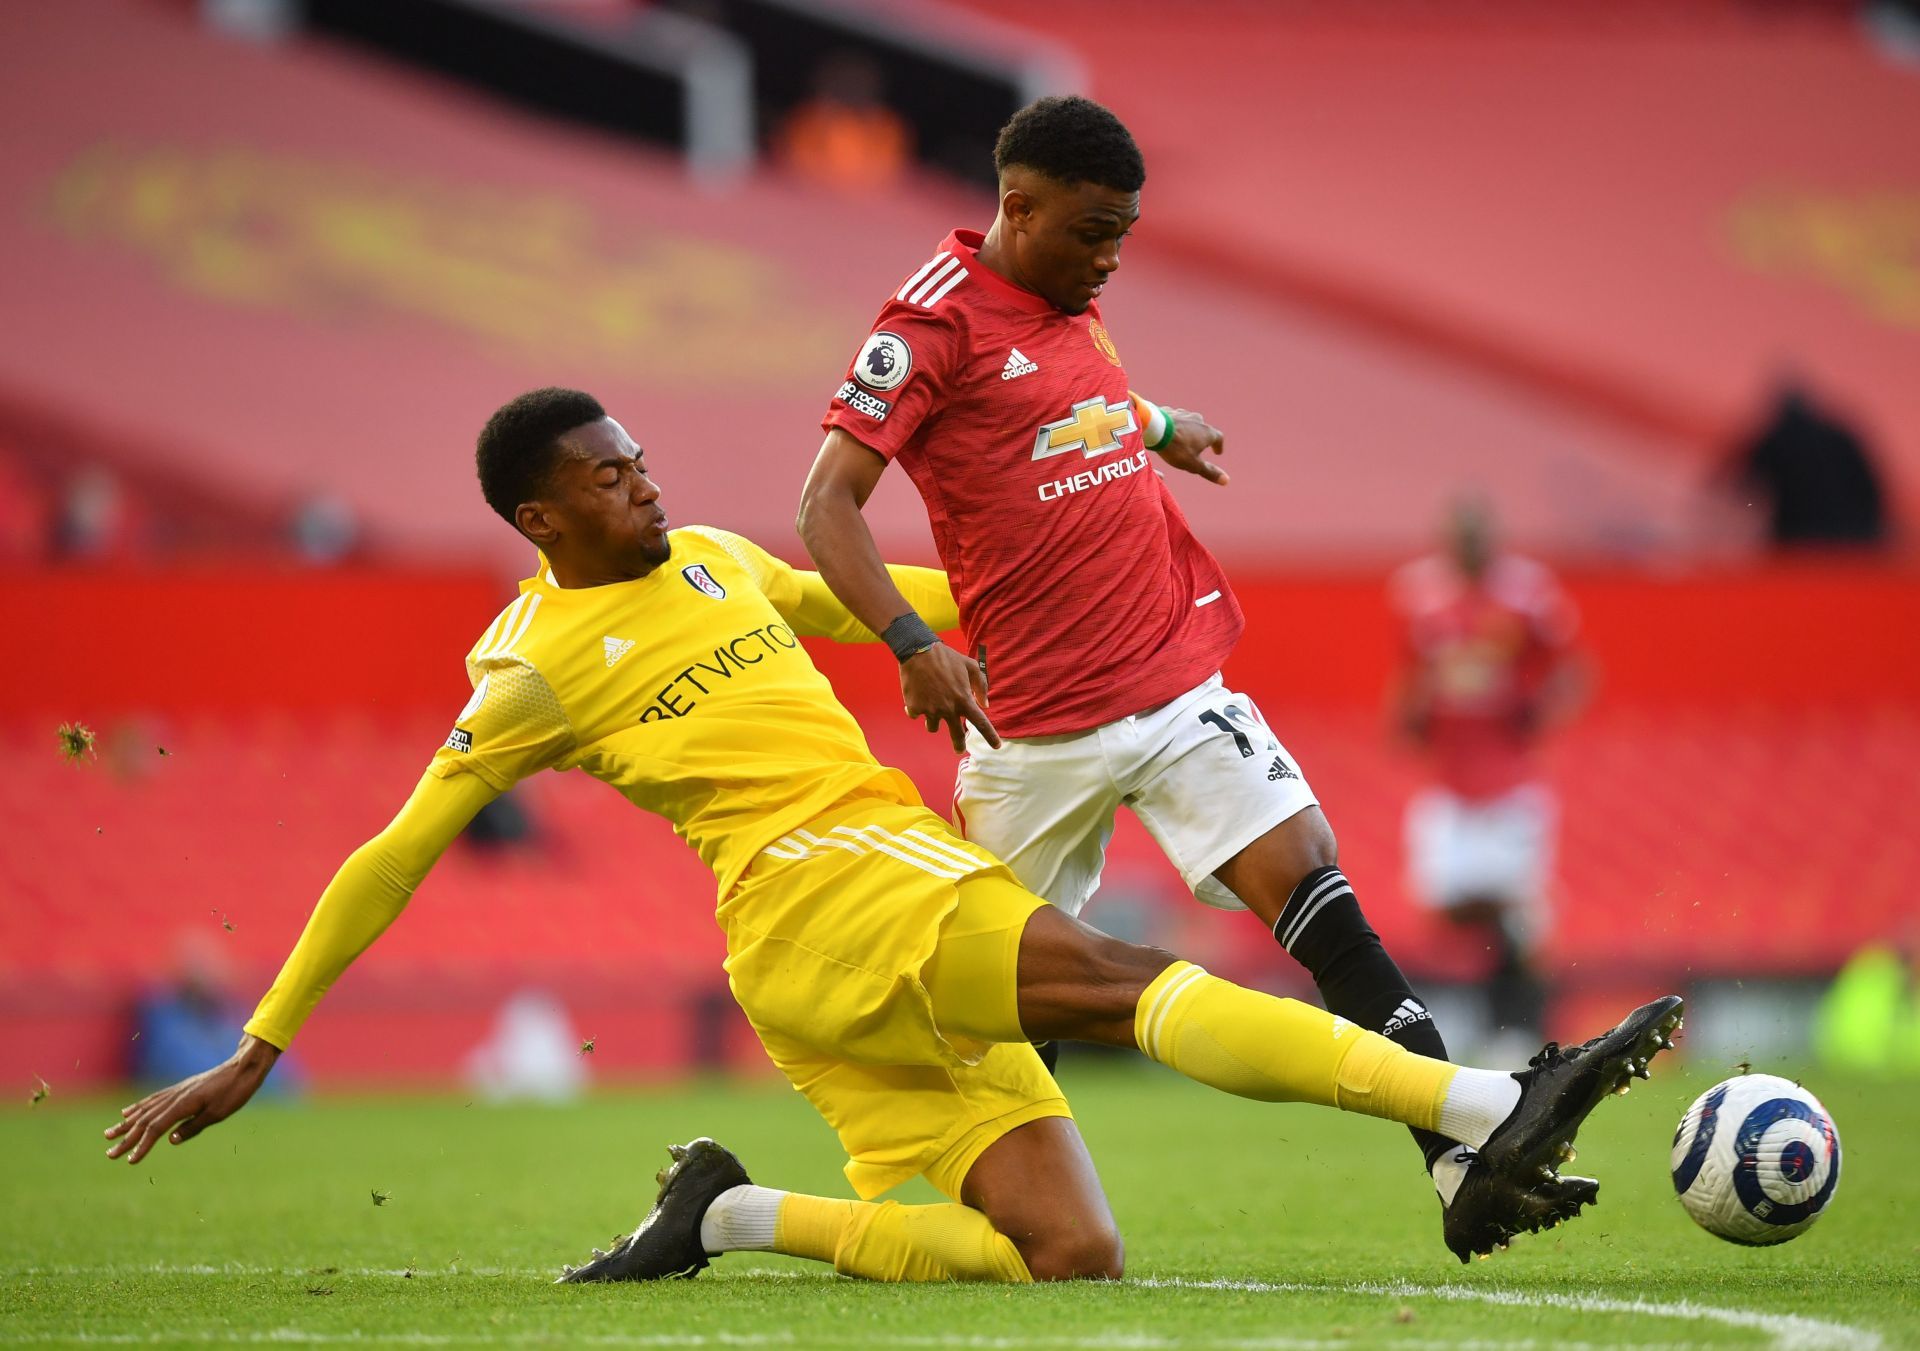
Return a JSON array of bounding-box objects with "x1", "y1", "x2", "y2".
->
[{"x1": 1089, "y1": 319, "x2": 1121, "y2": 366}]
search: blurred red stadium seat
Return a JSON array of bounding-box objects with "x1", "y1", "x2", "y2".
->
[
  {"x1": 7, "y1": 698, "x2": 1915, "y2": 1085},
  {"x1": 6, "y1": 559, "x2": 1915, "y2": 1085}
]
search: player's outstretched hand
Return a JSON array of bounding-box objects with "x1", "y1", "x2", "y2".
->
[
  {"x1": 104, "y1": 1034, "x2": 279, "y2": 1164},
  {"x1": 1156, "y1": 408, "x2": 1229, "y2": 486},
  {"x1": 901, "y1": 642, "x2": 1000, "y2": 752}
]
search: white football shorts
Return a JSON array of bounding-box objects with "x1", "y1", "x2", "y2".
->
[
  {"x1": 954, "y1": 673, "x2": 1318, "y2": 915},
  {"x1": 1403, "y1": 781, "x2": 1557, "y2": 915}
]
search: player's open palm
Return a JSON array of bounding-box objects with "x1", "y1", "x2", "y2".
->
[
  {"x1": 901, "y1": 643, "x2": 1000, "y2": 752},
  {"x1": 104, "y1": 1036, "x2": 277, "y2": 1164},
  {"x1": 1156, "y1": 408, "x2": 1229, "y2": 486}
]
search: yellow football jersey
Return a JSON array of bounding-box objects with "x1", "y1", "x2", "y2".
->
[{"x1": 428, "y1": 526, "x2": 952, "y2": 896}]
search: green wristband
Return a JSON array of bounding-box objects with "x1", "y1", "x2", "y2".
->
[{"x1": 1147, "y1": 402, "x2": 1177, "y2": 451}]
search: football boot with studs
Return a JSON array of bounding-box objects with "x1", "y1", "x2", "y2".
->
[
  {"x1": 557, "y1": 1137, "x2": 750, "y2": 1283},
  {"x1": 1443, "y1": 995, "x2": 1684, "y2": 1262}
]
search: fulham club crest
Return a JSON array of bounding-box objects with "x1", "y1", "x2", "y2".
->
[{"x1": 682, "y1": 564, "x2": 726, "y2": 600}]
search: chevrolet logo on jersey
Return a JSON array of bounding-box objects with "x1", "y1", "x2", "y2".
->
[{"x1": 1031, "y1": 395, "x2": 1138, "y2": 461}]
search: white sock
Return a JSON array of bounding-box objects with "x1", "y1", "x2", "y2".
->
[
  {"x1": 697, "y1": 1184, "x2": 786, "y2": 1255},
  {"x1": 1430, "y1": 1144, "x2": 1477, "y2": 1207},
  {"x1": 1436, "y1": 1068, "x2": 1523, "y2": 1149}
]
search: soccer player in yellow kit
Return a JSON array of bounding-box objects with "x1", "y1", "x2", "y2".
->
[{"x1": 104, "y1": 389, "x2": 1683, "y2": 1283}]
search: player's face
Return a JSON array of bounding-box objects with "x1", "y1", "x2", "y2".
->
[
  {"x1": 546, "y1": 418, "x2": 672, "y2": 574},
  {"x1": 1018, "y1": 179, "x2": 1139, "y2": 314}
]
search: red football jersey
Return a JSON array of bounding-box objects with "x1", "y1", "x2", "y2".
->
[
  {"x1": 1389, "y1": 553, "x2": 1579, "y2": 798},
  {"x1": 822, "y1": 229, "x2": 1243, "y2": 737}
]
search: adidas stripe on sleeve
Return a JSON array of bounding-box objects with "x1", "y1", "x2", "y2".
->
[{"x1": 823, "y1": 249, "x2": 966, "y2": 460}]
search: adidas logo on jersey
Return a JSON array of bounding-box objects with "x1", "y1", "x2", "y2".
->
[
  {"x1": 1267, "y1": 755, "x2": 1298, "y2": 782},
  {"x1": 1382, "y1": 998, "x2": 1432, "y2": 1037},
  {"x1": 1000, "y1": 347, "x2": 1039, "y2": 381},
  {"x1": 603, "y1": 636, "x2": 635, "y2": 667}
]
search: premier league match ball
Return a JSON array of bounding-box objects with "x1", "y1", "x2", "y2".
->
[{"x1": 1670, "y1": 1073, "x2": 1841, "y2": 1245}]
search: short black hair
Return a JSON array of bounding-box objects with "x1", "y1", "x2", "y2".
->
[
  {"x1": 475, "y1": 387, "x2": 605, "y2": 527},
  {"x1": 993, "y1": 95, "x2": 1144, "y2": 193}
]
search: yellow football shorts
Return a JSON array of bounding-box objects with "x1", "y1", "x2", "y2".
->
[{"x1": 717, "y1": 796, "x2": 1070, "y2": 1200}]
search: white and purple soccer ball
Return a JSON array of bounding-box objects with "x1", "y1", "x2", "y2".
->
[{"x1": 1671, "y1": 1073, "x2": 1841, "y2": 1245}]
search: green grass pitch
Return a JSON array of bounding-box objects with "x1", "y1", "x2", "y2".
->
[{"x1": 5, "y1": 1060, "x2": 1915, "y2": 1348}]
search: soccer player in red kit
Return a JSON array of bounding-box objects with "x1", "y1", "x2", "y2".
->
[
  {"x1": 1390, "y1": 501, "x2": 1592, "y2": 1062},
  {"x1": 797, "y1": 95, "x2": 1593, "y2": 1261}
]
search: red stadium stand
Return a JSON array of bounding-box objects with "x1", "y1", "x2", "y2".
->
[
  {"x1": 0, "y1": 0, "x2": 1777, "y2": 568},
  {"x1": 6, "y1": 695, "x2": 1915, "y2": 1088},
  {"x1": 5, "y1": 562, "x2": 1914, "y2": 1088}
]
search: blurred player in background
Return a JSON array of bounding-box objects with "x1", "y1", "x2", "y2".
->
[
  {"x1": 1389, "y1": 500, "x2": 1591, "y2": 1062},
  {"x1": 104, "y1": 390, "x2": 1679, "y2": 1282},
  {"x1": 796, "y1": 95, "x2": 1564, "y2": 1260},
  {"x1": 776, "y1": 51, "x2": 912, "y2": 195}
]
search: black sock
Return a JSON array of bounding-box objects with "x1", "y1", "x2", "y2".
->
[{"x1": 1273, "y1": 865, "x2": 1457, "y2": 1172}]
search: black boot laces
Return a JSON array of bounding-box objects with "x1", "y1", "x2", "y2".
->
[{"x1": 1527, "y1": 1041, "x2": 1570, "y2": 1070}]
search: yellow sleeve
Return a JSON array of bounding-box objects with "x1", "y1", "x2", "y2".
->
[
  {"x1": 244, "y1": 770, "x2": 498, "y2": 1050},
  {"x1": 428, "y1": 655, "x2": 575, "y2": 791},
  {"x1": 679, "y1": 526, "x2": 958, "y2": 642}
]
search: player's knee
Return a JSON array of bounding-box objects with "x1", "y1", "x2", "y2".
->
[
  {"x1": 1291, "y1": 812, "x2": 1339, "y2": 875},
  {"x1": 1022, "y1": 1219, "x2": 1125, "y2": 1282}
]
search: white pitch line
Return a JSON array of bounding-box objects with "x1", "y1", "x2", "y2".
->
[
  {"x1": 2, "y1": 1268, "x2": 1885, "y2": 1351},
  {"x1": 0, "y1": 1337, "x2": 1723, "y2": 1350},
  {"x1": 1138, "y1": 1278, "x2": 1884, "y2": 1351}
]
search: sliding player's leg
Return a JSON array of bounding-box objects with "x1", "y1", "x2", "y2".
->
[
  {"x1": 915, "y1": 870, "x2": 1518, "y2": 1160},
  {"x1": 682, "y1": 866, "x2": 1121, "y2": 1284},
  {"x1": 560, "y1": 1024, "x2": 1111, "y2": 1285},
  {"x1": 556, "y1": 1131, "x2": 1044, "y2": 1284},
  {"x1": 1004, "y1": 894, "x2": 1682, "y2": 1259},
  {"x1": 1009, "y1": 897, "x2": 1479, "y2": 1128},
  {"x1": 712, "y1": 1109, "x2": 1121, "y2": 1283},
  {"x1": 562, "y1": 853, "x2": 1102, "y2": 1287},
  {"x1": 901, "y1": 861, "x2": 1671, "y2": 1264}
]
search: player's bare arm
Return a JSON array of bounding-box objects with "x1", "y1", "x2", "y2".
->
[
  {"x1": 103, "y1": 770, "x2": 496, "y2": 1163},
  {"x1": 798, "y1": 428, "x2": 999, "y2": 751}
]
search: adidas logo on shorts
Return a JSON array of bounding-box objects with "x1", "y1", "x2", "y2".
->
[
  {"x1": 1000, "y1": 347, "x2": 1039, "y2": 381},
  {"x1": 1267, "y1": 755, "x2": 1297, "y2": 782}
]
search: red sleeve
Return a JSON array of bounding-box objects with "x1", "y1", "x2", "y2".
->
[{"x1": 820, "y1": 303, "x2": 962, "y2": 461}]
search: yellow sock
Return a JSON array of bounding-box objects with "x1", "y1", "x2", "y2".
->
[
  {"x1": 775, "y1": 1194, "x2": 1032, "y2": 1283},
  {"x1": 1134, "y1": 960, "x2": 1455, "y2": 1131},
  {"x1": 773, "y1": 1193, "x2": 860, "y2": 1263}
]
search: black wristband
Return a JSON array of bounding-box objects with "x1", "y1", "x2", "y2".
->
[{"x1": 882, "y1": 612, "x2": 940, "y2": 663}]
